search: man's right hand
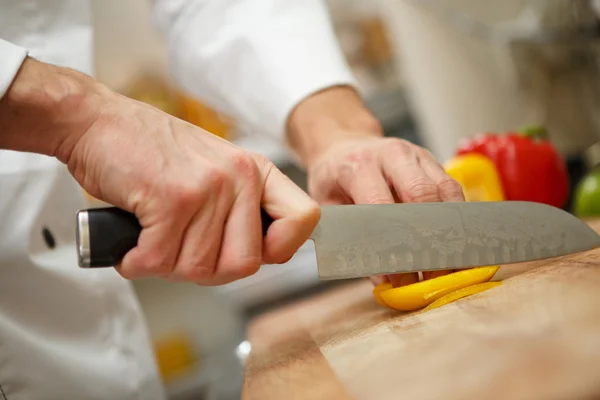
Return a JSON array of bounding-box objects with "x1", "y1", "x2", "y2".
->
[{"x1": 0, "y1": 57, "x2": 320, "y2": 285}]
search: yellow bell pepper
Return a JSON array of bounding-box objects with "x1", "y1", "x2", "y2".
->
[
  {"x1": 445, "y1": 153, "x2": 505, "y2": 202},
  {"x1": 422, "y1": 281, "x2": 503, "y2": 312},
  {"x1": 378, "y1": 266, "x2": 499, "y2": 311},
  {"x1": 372, "y1": 282, "x2": 393, "y2": 307}
]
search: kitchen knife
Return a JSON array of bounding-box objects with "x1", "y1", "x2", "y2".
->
[{"x1": 76, "y1": 201, "x2": 600, "y2": 280}]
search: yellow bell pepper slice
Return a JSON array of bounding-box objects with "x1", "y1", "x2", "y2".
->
[
  {"x1": 422, "y1": 281, "x2": 503, "y2": 312},
  {"x1": 445, "y1": 153, "x2": 505, "y2": 202},
  {"x1": 372, "y1": 282, "x2": 393, "y2": 307},
  {"x1": 379, "y1": 266, "x2": 499, "y2": 311}
]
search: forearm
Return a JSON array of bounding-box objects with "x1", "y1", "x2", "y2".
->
[
  {"x1": 0, "y1": 57, "x2": 107, "y2": 161},
  {"x1": 286, "y1": 86, "x2": 383, "y2": 167}
]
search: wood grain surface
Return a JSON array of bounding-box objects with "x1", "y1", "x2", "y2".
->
[{"x1": 242, "y1": 219, "x2": 600, "y2": 400}]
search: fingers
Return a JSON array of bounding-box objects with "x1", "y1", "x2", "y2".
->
[
  {"x1": 117, "y1": 183, "x2": 201, "y2": 280},
  {"x1": 380, "y1": 140, "x2": 443, "y2": 204},
  {"x1": 119, "y1": 150, "x2": 264, "y2": 286},
  {"x1": 418, "y1": 149, "x2": 465, "y2": 202},
  {"x1": 337, "y1": 151, "x2": 395, "y2": 205},
  {"x1": 168, "y1": 179, "x2": 232, "y2": 284},
  {"x1": 379, "y1": 140, "x2": 465, "y2": 204},
  {"x1": 207, "y1": 154, "x2": 264, "y2": 285},
  {"x1": 118, "y1": 219, "x2": 184, "y2": 280},
  {"x1": 118, "y1": 148, "x2": 318, "y2": 285},
  {"x1": 260, "y1": 159, "x2": 321, "y2": 265},
  {"x1": 170, "y1": 152, "x2": 271, "y2": 285}
]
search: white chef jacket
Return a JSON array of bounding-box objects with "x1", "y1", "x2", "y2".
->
[{"x1": 0, "y1": 0, "x2": 355, "y2": 399}]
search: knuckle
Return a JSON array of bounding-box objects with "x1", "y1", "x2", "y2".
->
[
  {"x1": 346, "y1": 148, "x2": 375, "y2": 166},
  {"x1": 216, "y1": 255, "x2": 262, "y2": 283},
  {"x1": 438, "y1": 177, "x2": 465, "y2": 197},
  {"x1": 232, "y1": 255, "x2": 263, "y2": 278},
  {"x1": 230, "y1": 151, "x2": 260, "y2": 182},
  {"x1": 416, "y1": 147, "x2": 436, "y2": 161},
  {"x1": 337, "y1": 149, "x2": 376, "y2": 185},
  {"x1": 406, "y1": 178, "x2": 440, "y2": 202},
  {"x1": 206, "y1": 166, "x2": 231, "y2": 190},
  {"x1": 135, "y1": 256, "x2": 172, "y2": 277},
  {"x1": 250, "y1": 152, "x2": 272, "y2": 169},
  {"x1": 385, "y1": 138, "x2": 413, "y2": 156},
  {"x1": 262, "y1": 250, "x2": 292, "y2": 266},
  {"x1": 176, "y1": 260, "x2": 216, "y2": 283},
  {"x1": 166, "y1": 181, "x2": 206, "y2": 208},
  {"x1": 188, "y1": 265, "x2": 216, "y2": 283},
  {"x1": 193, "y1": 166, "x2": 234, "y2": 202}
]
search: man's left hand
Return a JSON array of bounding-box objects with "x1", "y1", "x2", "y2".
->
[{"x1": 286, "y1": 87, "x2": 465, "y2": 287}]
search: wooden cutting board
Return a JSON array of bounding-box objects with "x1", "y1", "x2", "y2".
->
[{"x1": 242, "y1": 219, "x2": 600, "y2": 400}]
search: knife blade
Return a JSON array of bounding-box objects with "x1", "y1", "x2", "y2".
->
[{"x1": 76, "y1": 201, "x2": 600, "y2": 280}]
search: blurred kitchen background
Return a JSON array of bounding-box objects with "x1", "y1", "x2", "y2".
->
[{"x1": 88, "y1": 0, "x2": 600, "y2": 398}]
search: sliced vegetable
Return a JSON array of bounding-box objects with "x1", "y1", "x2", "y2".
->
[
  {"x1": 421, "y1": 281, "x2": 503, "y2": 312},
  {"x1": 379, "y1": 266, "x2": 499, "y2": 311},
  {"x1": 372, "y1": 282, "x2": 393, "y2": 307}
]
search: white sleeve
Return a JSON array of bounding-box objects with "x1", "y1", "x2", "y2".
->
[
  {"x1": 0, "y1": 39, "x2": 28, "y2": 99},
  {"x1": 151, "y1": 0, "x2": 357, "y2": 142}
]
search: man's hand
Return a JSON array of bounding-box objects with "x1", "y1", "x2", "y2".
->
[
  {"x1": 0, "y1": 57, "x2": 320, "y2": 285},
  {"x1": 287, "y1": 86, "x2": 465, "y2": 287}
]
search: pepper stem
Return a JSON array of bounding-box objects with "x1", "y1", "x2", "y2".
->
[{"x1": 519, "y1": 125, "x2": 548, "y2": 140}]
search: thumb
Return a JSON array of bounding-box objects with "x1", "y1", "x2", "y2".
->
[{"x1": 260, "y1": 163, "x2": 320, "y2": 264}]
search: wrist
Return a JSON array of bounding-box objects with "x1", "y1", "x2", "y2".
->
[
  {"x1": 286, "y1": 86, "x2": 383, "y2": 167},
  {"x1": 0, "y1": 57, "x2": 109, "y2": 161}
]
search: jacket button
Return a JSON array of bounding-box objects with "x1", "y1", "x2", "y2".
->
[{"x1": 42, "y1": 226, "x2": 56, "y2": 249}]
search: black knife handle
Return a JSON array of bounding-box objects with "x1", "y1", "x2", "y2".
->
[{"x1": 76, "y1": 206, "x2": 274, "y2": 268}]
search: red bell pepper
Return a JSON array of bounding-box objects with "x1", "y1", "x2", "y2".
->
[{"x1": 455, "y1": 126, "x2": 569, "y2": 209}]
